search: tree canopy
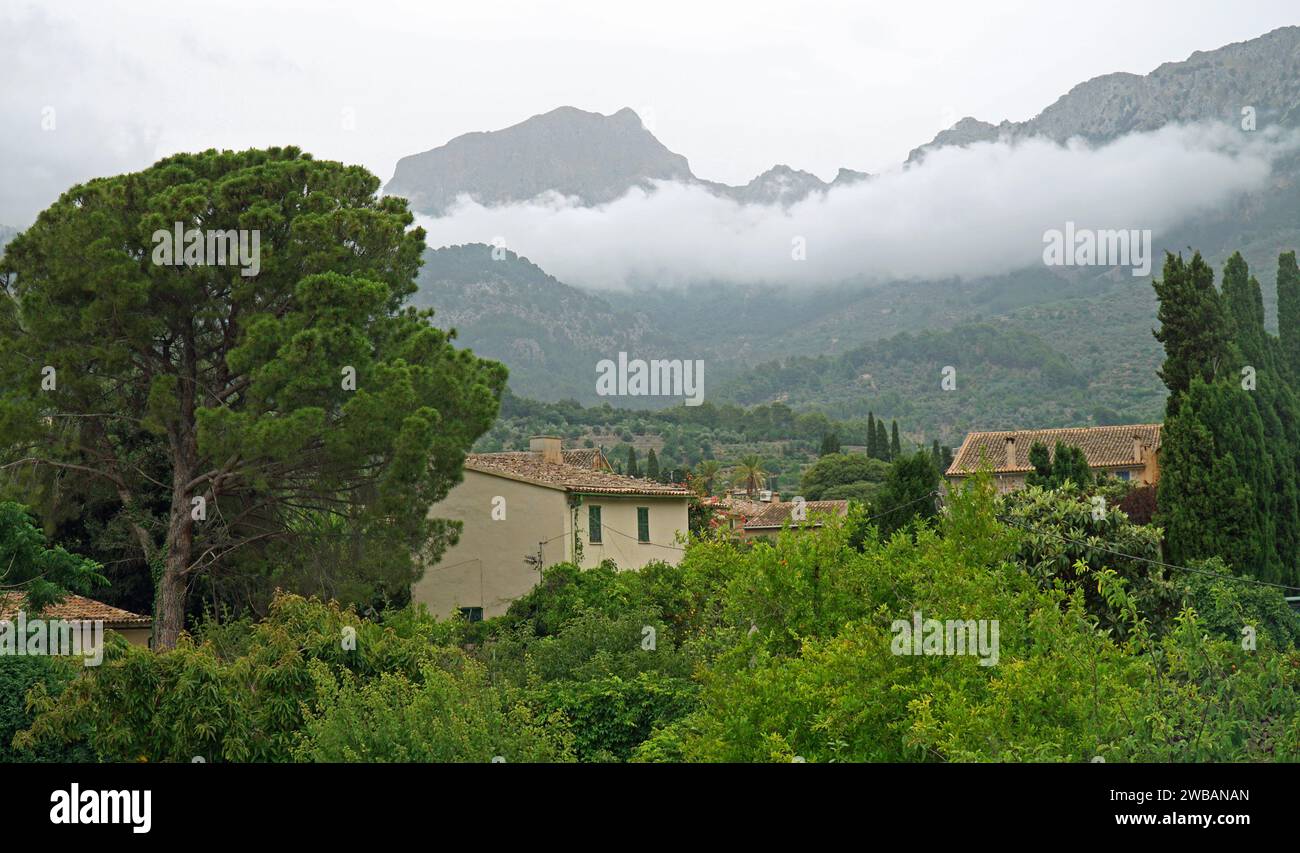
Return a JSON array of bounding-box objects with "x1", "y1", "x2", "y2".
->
[{"x1": 0, "y1": 148, "x2": 506, "y2": 645}]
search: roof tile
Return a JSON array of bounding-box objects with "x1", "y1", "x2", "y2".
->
[
  {"x1": 947, "y1": 423, "x2": 1162, "y2": 476},
  {"x1": 0, "y1": 592, "x2": 152, "y2": 627}
]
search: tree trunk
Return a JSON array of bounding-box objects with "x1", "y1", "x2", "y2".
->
[
  {"x1": 156, "y1": 336, "x2": 200, "y2": 650},
  {"x1": 155, "y1": 486, "x2": 194, "y2": 650}
]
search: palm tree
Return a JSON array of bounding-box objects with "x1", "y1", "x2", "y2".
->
[
  {"x1": 729, "y1": 455, "x2": 769, "y2": 496},
  {"x1": 693, "y1": 460, "x2": 721, "y2": 495}
]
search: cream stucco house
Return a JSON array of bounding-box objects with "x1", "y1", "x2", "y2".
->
[{"x1": 413, "y1": 437, "x2": 691, "y2": 620}]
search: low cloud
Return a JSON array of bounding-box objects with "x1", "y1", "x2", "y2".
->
[{"x1": 416, "y1": 122, "x2": 1297, "y2": 289}]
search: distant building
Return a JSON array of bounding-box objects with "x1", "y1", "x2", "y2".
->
[
  {"x1": 413, "y1": 436, "x2": 691, "y2": 620},
  {"x1": 945, "y1": 424, "x2": 1162, "y2": 493},
  {"x1": 704, "y1": 495, "x2": 769, "y2": 537},
  {"x1": 0, "y1": 592, "x2": 153, "y2": 647},
  {"x1": 741, "y1": 499, "x2": 850, "y2": 541}
]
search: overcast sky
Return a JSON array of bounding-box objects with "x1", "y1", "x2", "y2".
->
[{"x1": 1, "y1": 0, "x2": 1297, "y2": 225}]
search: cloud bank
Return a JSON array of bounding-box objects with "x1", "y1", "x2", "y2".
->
[{"x1": 416, "y1": 122, "x2": 1297, "y2": 289}]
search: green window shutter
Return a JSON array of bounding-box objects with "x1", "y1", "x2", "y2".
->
[
  {"x1": 637, "y1": 507, "x2": 650, "y2": 542},
  {"x1": 589, "y1": 505, "x2": 602, "y2": 543}
]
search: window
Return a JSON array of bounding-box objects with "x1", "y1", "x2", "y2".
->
[
  {"x1": 637, "y1": 507, "x2": 650, "y2": 542},
  {"x1": 1116, "y1": 470, "x2": 1131, "y2": 482},
  {"x1": 458, "y1": 606, "x2": 483, "y2": 623},
  {"x1": 589, "y1": 505, "x2": 602, "y2": 543}
]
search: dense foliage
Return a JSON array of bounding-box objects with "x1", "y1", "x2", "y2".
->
[
  {"x1": 14, "y1": 473, "x2": 1297, "y2": 763},
  {"x1": 1154, "y1": 250, "x2": 1300, "y2": 584}
]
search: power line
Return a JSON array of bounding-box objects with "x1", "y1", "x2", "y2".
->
[{"x1": 996, "y1": 513, "x2": 1300, "y2": 594}]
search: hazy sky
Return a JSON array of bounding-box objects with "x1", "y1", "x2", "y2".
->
[{"x1": 1, "y1": 0, "x2": 1297, "y2": 225}]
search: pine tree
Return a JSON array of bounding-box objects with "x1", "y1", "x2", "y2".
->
[{"x1": 890, "y1": 421, "x2": 901, "y2": 460}]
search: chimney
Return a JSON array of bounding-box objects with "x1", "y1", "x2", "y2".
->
[
  {"x1": 1133, "y1": 435, "x2": 1144, "y2": 464},
  {"x1": 529, "y1": 435, "x2": 563, "y2": 465},
  {"x1": 1004, "y1": 435, "x2": 1016, "y2": 469}
]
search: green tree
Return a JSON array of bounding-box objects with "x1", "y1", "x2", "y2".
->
[
  {"x1": 819, "y1": 432, "x2": 840, "y2": 457},
  {"x1": 646, "y1": 448, "x2": 660, "y2": 480},
  {"x1": 1279, "y1": 251, "x2": 1300, "y2": 377},
  {"x1": 0, "y1": 502, "x2": 106, "y2": 612},
  {"x1": 1024, "y1": 441, "x2": 1053, "y2": 488},
  {"x1": 889, "y1": 421, "x2": 901, "y2": 459},
  {"x1": 866, "y1": 413, "x2": 878, "y2": 458},
  {"x1": 1220, "y1": 251, "x2": 1268, "y2": 366},
  {"x1": 730, "y1": 455, "x2": 769, "y2": 496},
  {"x1": 0, "y1": 149, "x2": 506, "y2": 647},
  {"x1": 1050, "y1": 442, "x2": 1093, "y2": 489},
  {"x1": 875, "y1": 420, "x2": 891, "y2": 461},
  {"x1": 625, "y1": 446, "x2": 640, "y2": 478},
  {"x1": 873, "y1": 451, "x2": 939, "y2": 538},
  {"x1": 692, "y1": 460, "x2": 721, "y2": 496},
  {"x1": 799, "y1": 453, "x2": 889, "y2": 500},
  {"x1": 1152, "y1": 251, "x2": 1231, "y2": 416}
]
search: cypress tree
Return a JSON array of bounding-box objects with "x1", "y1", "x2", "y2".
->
[
  {"x1": 646, "y1": 448, "x2": 660, "y2": 480},
  {"x1": 626, "y1": 446, "x2": 639, "y2": 478},
  {"x1": 1051, "y1": 442, "x2": 1093, "y2": 489},
  {"x1": 1153, "y1": 251, "x2": 1231, "y2": 416},
  {"x1": 1220, "y1": 251, "x2": 1268, "y2": 367},
  {"x1": 867, "y1": 413, "x2": 877, "y2": 458},
  {"x1": 876, "y1": 420, "x2": 891, "y2": 461},
  {"x1": 1278, "y1": 251, "x2": 1300, "y2": 377},
  {"x1": 890, "y1": 421, "x2": 901, "y2": 460},
  {"x1": 1025, "y1": 441, "x2": 1053, "y2": 488},
  {"x1": 820, "y1": 432, "x2": 840, "y2": 456}
]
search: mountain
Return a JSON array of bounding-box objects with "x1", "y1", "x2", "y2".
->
[
  {"x1": 386, "y1": 107, "x2": 868, "y2": 214},
  {"x1": 412, "y1": 243, "x2": 689, "y2": 402},
  {"x1": 401, "y1": 27, "x2": 1300, "y2": 438},
  {"x1": 908, "y1": 26, "x2": 1300, "y2": 162},
  {"x1": 388, "y1": 107, "x2": 693, "y2": 215}
]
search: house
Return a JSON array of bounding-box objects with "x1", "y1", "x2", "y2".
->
[
  {"x1": 945, "y1": 424, "x2": 1162, "y2": 493},
  {"x1": 703, "y1": 495, "x2": 769, "y2": 537},
  {"x1": 741, "y1": 499, "x2": 850, "y2": 541},
  {"x1": 413, "y1": 436, "x2": 691, "y2": 620},
  {"x1": 0, "y1": 592, "x2": 153, "y2": 647}
]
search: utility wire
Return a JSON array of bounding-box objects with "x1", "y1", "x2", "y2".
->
[{"x1": 996, "y1": 513, "x2": 1300, "y2": 594}]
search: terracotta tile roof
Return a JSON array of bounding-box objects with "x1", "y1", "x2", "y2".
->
[
  {"x1": 466, "y1": 453, "x2": 690, "y2": 497},
  {"x1": 716, "y1": 496, "x2": 769, "y2": 518},
  {"x1": 744, "y1": 500, "x2": 849, "y2": 530},
  {"x1": 0, "y1": 592, "x2": 152, "y2": 627},
  {"x1": 946, "y1": 423, "x2": 1162, "y2": 476},
  {"x1": 560, "y1": 448, "x2": 610, "y2": 470}
]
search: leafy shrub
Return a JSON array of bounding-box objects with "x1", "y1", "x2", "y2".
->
[
  {"x1": 293, "y1": 655, "x2": 574, "y2": 762},
  {"x1": 0, "y1": 656, "x2": 93, "y2": 762}
]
